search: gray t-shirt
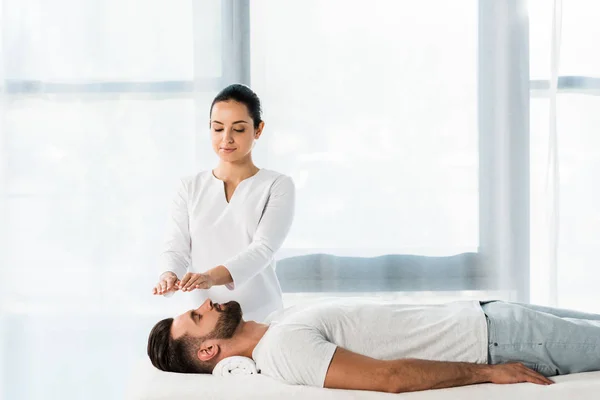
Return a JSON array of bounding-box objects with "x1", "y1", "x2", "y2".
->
[{"x1": 252, "y1": 299, "x2": 488, "y2": 387}]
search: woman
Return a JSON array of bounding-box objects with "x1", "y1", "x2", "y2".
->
[{"x1": 152, "y1": 84, "x2": 295, "y2": 322}]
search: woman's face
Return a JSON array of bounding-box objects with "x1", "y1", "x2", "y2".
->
[{"x1": 210, "y1": 100, "x2": 263, "y2": 163}]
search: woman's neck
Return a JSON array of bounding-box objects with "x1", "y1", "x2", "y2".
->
[{"x1": 213, "y1": 159, "x2": 259, "y2": 184}]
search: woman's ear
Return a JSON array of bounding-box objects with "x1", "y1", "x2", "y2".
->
[
  {"x1": 197, "y1": 341, "x2": 220, "y2": 362},
  {"x1": 255, "y1": 121, "x2": 265, "y2": 139}
]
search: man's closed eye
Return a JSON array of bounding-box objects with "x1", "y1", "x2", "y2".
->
[{"x1": 191, "y1": 311, "x2": 201, "y2": 323}]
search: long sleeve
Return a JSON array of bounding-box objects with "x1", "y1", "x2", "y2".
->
[
  {"x1": 158, "y1": 178, "x2": 191, "y2": 279},
  {"x1": 223, "y1": 175, "x2": 295, "y2": 289}
]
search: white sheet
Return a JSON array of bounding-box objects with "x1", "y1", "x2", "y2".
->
[{"x1": 126, "y1": 359, "x2": 600, "y2": 400}]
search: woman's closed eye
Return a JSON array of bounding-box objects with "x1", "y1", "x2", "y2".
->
[{"x1": 213, "y1": 128, "x2": 245, "y2": 133}]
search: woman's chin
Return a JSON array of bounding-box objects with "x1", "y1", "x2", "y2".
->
[
  {"x1": 217, "y1": 152, "x2": 249, "y2": 163},
  {"x1": 218, "y1": 155, "x2": 239, "y2": 163}
]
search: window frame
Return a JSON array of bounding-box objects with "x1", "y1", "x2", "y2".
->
[{"x1": 14, "y1": 0, "x2": 599, "y2": 302}]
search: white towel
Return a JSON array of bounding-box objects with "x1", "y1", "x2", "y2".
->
[{"x1": 212, "y1": 356, "x2": 258, "y2": 377}]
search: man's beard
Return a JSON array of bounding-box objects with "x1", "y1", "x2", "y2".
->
[{"x1": 206, "y1": 301, "x2": 243, "y2": 340}]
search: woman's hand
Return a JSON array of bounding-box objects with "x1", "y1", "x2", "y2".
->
[
  {"x1": 178, "y1": 272, "x2": 215, "y2": 292},
  {"x1": 153, "y1": 271, "x2": 180, "y2": 295}
]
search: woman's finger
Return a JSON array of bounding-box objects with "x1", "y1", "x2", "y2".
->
[
  {"x1": 179, "y1": 273, "x2": 192, "y2": 288},
  {"x1": 186, "y1": 276, "x2": 204, "y2": 290},
  {"x1": 182, "y1": 275, "x2": 200, "y2": 291},
  {"x1": 194, "y1": 278, "x2": 211, "y2": 290},
  {"x1": 165, "y1": 276, "x2": 177, "y2": 292},
  {"x1": 159, "y1": 280, "x2": 168, "y2": 294},
  {"x1": 186, "y1": 274, "x2": 202, "y2": 290},
  {"x1": 173, "y1": 279, "x2": 181, "y2": 291},
  {"x1": 180, "y1": 277, "x2": 192, "y2": 291}
]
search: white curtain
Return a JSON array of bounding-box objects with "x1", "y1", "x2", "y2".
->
[
  {"x1": 2, "y1": 0, "x2": 598, "y2": 399},
  {"x1": 529, "y1": 0, "x2": 600, "y2": 312},
  {"x1": 0, "y1": 1, "x2": 485, "y2": 398},
  {"x1": 0, "y1": 1, "x2": 224, "y2": 398},
  {"x1": 252, "y1": 0, "x2": 479, "y2": 258},
  {"x1": 546, "y1": 0, "x2": 562, "y2": 307}
]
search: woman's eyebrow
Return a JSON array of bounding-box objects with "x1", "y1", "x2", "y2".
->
[{"x1": 211, "y1": 120, "x2": 249, "y2": 125}]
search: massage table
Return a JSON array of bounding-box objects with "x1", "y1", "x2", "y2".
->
[
  {"x1": 130, "y1": 254, "x2": 600, "y2": 398},
  {"x1": 126, "y1": 359, "x2": 600, "y2": 400}
]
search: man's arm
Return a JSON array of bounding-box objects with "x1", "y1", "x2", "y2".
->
[{"x1": 324, "y1": 347, "x2": 554, "y2": 393}]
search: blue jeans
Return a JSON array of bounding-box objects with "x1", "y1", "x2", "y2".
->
[{"x1": 481, "y1": 301, "x2": 600, "y2": 377}]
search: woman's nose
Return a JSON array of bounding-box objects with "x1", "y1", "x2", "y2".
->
[{"x1": 222, "y1": 130, "x2": 234, "y2": 143}]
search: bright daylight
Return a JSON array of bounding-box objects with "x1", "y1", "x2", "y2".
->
[{"x1": 1, "y1": 0, "x2": 600, "y2": 399}]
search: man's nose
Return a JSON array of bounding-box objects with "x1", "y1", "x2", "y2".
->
[{"x1": 199, "y1": 298, "x2": 213, "y2": 312}]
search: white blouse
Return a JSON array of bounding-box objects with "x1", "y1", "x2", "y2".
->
[{"x1": 159, "y1": 169, "x2": 295, "y2": 322}]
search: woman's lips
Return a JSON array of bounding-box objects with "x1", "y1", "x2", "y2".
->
[{"x1": 220, "y1": 148, "x2": 236, "y2": 153}]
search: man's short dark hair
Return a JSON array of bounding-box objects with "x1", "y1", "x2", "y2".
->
[{"x1": 147, "y1": 318, "x2": 213, "y2": 374}]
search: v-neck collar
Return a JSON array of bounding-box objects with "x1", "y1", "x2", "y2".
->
[{"x1": 211, "y1": 168, "x2": 263, "y2": 204}]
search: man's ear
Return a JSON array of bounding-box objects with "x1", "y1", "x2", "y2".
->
[
  {"x1": 197, "y1": 340, "x2": 220, "y2": 362},
  {"x1": 255, "y1": 121, "x2": 265, "y2": 139}
]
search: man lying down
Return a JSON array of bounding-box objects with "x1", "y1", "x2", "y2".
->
[{"x1": 147, "y1": 298, "x2": 600, "y2": 393}]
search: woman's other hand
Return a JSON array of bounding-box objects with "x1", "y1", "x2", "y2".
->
[
  {"x1": 178, "y1": 272, "x2": 215, "y2": 292},
  {"x1": 153, "y1": 271, "x2": 180, "y2": 295}
]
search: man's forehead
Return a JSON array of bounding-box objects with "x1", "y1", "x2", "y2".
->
[{"x1": 171, "y1": 313, "x2": 186, "y2": 339}]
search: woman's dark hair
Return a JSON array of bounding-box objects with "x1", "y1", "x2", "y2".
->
[
  {"x1": 210, "y1": 84, "x2": 263, "y2": 129},
  {"x1": 147, "y1": 318, "x2": 213, "y2": 374}
]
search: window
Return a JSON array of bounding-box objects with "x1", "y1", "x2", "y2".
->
[
  {"x1": 0, "y1": 2, "x2": 224, "y2": 399},
  {"x1": 250, "y1": 0, "x2": 479, "y2": 258},
  {"x1": 529, "y1": 0, "x2": 600, "y2": 311}
]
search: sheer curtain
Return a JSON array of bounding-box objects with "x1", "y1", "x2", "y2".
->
[
  {"x1": 4, "y1": 0, "x2": 598, "y2": 399},
  {"x1": 529, "y1": 0, "x2": 600, "y2": 312},
  {"x1": 251, "y1": 0, "x2": 479, "y2": 258},
  {"x1": 0, "y1": 1, "x2": 226, "y2": 398},
  {"x1": 255, "y1": 0, "x2": 533, "y2": 305},
  {"x1": 0, "y1": 2, "x2": 487, "y2": 398}
]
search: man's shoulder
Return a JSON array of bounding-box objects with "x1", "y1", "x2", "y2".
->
[
  {"x1": 253, "y1": 321, "x2": 337, "y2": 387},
  {"x1": 253, "y1": 323, "x2": 315, "y2": 360}
]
